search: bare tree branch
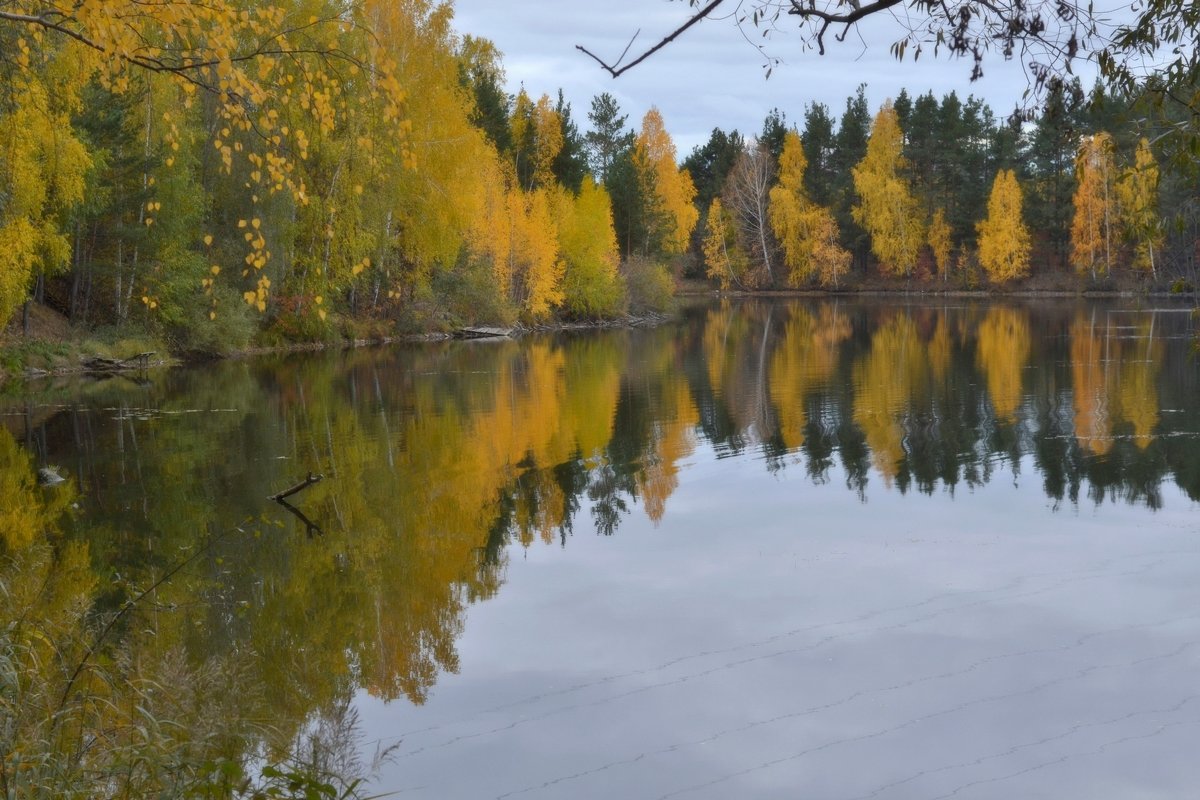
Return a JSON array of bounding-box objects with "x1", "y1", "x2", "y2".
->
[
  {"x1": 575, "y1": 0, "x2": 728, "y2": 77},
  {"x1": 785, "y1": 0, "x2": 906, "y2": 54}
]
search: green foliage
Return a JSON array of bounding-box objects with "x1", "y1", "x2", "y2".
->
[
  {"x1": 831, "y1": 85, "x2": 872, "y2": 263},
  {"x1": 557, "y1": 182, "x2": 627, "y2": 319},
  {"x1": 800, "y1": 103, "x2": 837, "y2": 207},
  {"x1": 176, "y1": 286, "x2": 259, "y2": 357},
  {"x1": 759, "y1": 108, "x2": 789, "y2": 171},
  {"x1": 682, "y1": 128, "x2": 746, "y2": 210},
  {"x1": 623, "y1": 257, "x2": 675, "y2": 314},
  {"x1": 2, "y1": 0, "x2": 1198, "y2": 349},
  {"x1": 585, "y1": 92, "x2": 634, "y2": 183},
  {"x1": 0, "y1": 549, "x2": 377, "y2": 798},
  {"x1": 262, "y1": 297, "x2": 340, "y2": 346},
  {"x1": 1025, "y1": 81, "x2": 1086, "y2": 268},
  {"x1": 142, "y1": 246, "x2": 256, "y2": 356},
  {"x1": 606, "y1": 149, "x2": 649, "y2": 259},
  {"x1": 459, "y1": 35, "x2": 512, "y2": 156},
  {"x1": 433, "y1": 256, "x2": 519, "y2": 327},
  {"x1": 552, "y1": 91, "x2": 589, "y2": 193}
]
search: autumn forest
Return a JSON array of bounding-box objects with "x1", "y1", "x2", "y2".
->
[
  {"x1": 1, "y1": 0, "x2": 1198, "y2": 362},
  {"x1": 5, "y1": 0, "x2": 1200, "y2": 795}
]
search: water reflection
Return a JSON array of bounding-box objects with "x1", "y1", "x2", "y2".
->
[{"x1": 3, "y1": 298, "x2": 1199, "y2": 792}]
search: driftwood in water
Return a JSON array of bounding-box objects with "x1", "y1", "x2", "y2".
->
[
  {"x1": 80, "y1": 352, "x2": 156, "y2": 372},
  {"x1": 454, "y1": 327, "x2": 514, "y2": 339},
  {"x1": 276, "y1": 498, "x2": 323, "y2": 537},
  {"x1": 270, "y1": 471, "x2": 324, "y2": 502}
]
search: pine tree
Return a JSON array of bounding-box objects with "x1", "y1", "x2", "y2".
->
[
  {"x1": 759, "y1": 108, "x2": 789, "y2": 172},
  {"x1": 832, "y1": 85, "x2": 872, "y2": 265},
  {"x1": 801, "y1": 103, "x2": 837, "y2": 207},
  {"x1": 585, "y1": 92, "x2": 633, "y2": 183},
  {"x1": 552, "y1": 90, "x2": 588, "y2": 193},
  {"x1": 459, "y1": 36, "x2": 512, "y2": 155},
  {"x1": 1027, "y1": 81, "x2": 1085, "y2": 267},
  {"x1": 682, "y1": 128, "x2": 745, "y2": 209}
]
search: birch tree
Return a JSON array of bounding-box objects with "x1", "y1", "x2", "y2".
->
[
  {"x1": 977, "y1": 170, "x2": 1031, "y2": 283},
  {"x1": 852, "y1": 103, "x2": 924, "y2": 277}
]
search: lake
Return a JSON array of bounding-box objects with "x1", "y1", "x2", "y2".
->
[{"x1": 6, "y1": 297, "x2": 1200, "y2": 798}]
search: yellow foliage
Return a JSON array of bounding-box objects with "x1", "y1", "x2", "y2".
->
[
  {"x1": 472, "y1": 158, "x2": 517, "y2": 295},
  {"x1": 637, "y1": 380, "x2": 698, "y2": 524},
  {"x1": 0, "y1": 429, "x2": 75, "y2": 550},
  {"x1": 0, "y1": 71, "x2": 90, "y2": 324},
  {"x1": 512, "y1": 91, "x2": 564, "y2": 190},
  {"x1": 977, "y1": 170, "x2": 1031, "y2": 283},
  {"x1": 852, "y1": 102, "x2": 924, "y2": 277},
  {"x1": 371, "y1": 0, "x2": 500, "y2": 285},
  {"x1": 976, "y1": 307, "x2": 1031, "y2": 422},
  {"x1": 552, "y1": 180, "x2": 624, "y2": 318},
  {"x1": 769, "y1": 305, "x2": 851, "y2": 449},
  {"x1": 1070, "y1": 313, "x2": 1113, "y2": 454},
  {"x1": 853, "y1": 313, "x2": 927, "y2": 484},
  {"x1": 702, "y1": 199, "x2": 750, "y2": 290},
  {"x1": 634, "y1": 107, "x2": 699, "y2": 255},
  {"x1": 1118, "y1": 317, "x2": 1161, "y2": 447},
  {"x1": 489, "y1": 187, "x2": 565, "y2": 319},
  {"x1": 0, "y1": 0, "x2": 411, "y2": 316},
  {"x1": 769, "y1": 131, "x2": 851, "y2": 288},
  {"x1": 1115, "y1": 138, "x2": 1163, "y2": 276},
  {"x1": 522, "y1": 189, "x2": 566, "y2": 318},
  {"x1": 1071, "y1": 133, "x2": 1117, "y2": 278}
]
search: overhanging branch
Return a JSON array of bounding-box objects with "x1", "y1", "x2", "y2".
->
[
  {"x1": 576, "y1": 0, "x2": 729, "y2": 77},
  {"x1": 786, "y1": 0, "x2": 907, "y2": 53}
]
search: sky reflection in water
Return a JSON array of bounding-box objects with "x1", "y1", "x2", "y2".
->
[{"x1": 9, "y1": 297, "x2": 1200, "y2": 798}]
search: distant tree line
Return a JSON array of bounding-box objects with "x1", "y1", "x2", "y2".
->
[{"x1": 672, "y1": 82, "x2": 1200, "y2": 290}]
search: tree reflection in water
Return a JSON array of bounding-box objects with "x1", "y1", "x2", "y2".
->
[{"x1": 3, "y1": 298, "x2": 1197, "y2": 789}]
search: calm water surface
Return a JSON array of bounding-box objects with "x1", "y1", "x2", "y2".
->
[{"x1": 8, "y1": 298, "x2": 1200, "y2": 798}]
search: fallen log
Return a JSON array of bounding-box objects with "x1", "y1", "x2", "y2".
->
[
  {"x1": 270, "y1": 471, "x2": 324, "y2": 502},
  {"x1": 454, "y1": 326, "x2": 514, "y2": 339},
  {"x1": 80, "y1": 352, "x2": 157, "y2": 372}
]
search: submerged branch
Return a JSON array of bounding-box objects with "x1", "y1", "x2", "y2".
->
[{"x1": 270, "y1": 471, "x2": 324, "y2": 502}]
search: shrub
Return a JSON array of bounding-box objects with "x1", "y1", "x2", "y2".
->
[
  {"x1": 432, "y1": 258, "x2": 517, "y2": 328},
  {"x1": 623, "y1": 257, "x2": 676, "y2": 314}
]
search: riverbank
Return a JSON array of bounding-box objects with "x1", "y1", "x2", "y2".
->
[
  {"x1": 673, "y1": 270, "x2": 1200, "y2": 299},
  {"x1": 5, "y1": 270, "x2": 1196, "y2": 388},
  {"x1": 0, "y1": 302, "x2": 678, "y2": 389}
]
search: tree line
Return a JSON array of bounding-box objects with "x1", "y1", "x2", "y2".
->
[
  {"x1": 678, "y1": 82, "x2": 1200, "y2": 291},
  {"x1": 2, "y1": 1, "x2": 1198, "y2": 358},
  {"x1": 0, "y1": 0, "x2": 704, "y2": 355}
]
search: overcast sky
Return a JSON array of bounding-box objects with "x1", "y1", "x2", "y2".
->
[{"x1": 452, "y1": 0, "x2": 1113, "y2": 157}]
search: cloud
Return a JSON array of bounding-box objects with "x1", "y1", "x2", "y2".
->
[{"x1": 452, "y1": 0, "x2": 1098, "y2": 156}]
